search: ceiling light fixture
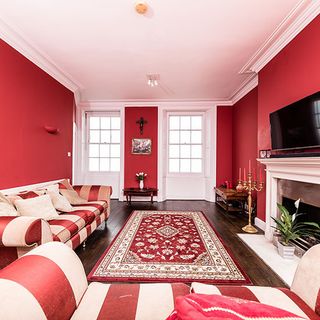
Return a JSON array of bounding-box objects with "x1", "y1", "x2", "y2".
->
[
  {"x1": 146, "y1": 74, "x2": 159, "y2": 87},
  {"x1": 135, "y1": 2, "x2": 148, "y2": 15}
]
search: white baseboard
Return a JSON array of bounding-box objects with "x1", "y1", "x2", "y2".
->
[{"x1": 254, "y1": 217, "x2": 266, "y2": 231}]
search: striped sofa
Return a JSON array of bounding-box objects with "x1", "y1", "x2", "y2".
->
[
  {"x1": 0, "y1": 242, "x2": 319, "y2": 319},
  {"x1": 0, "y1": 183, "x2": 112, "y2": 269}
]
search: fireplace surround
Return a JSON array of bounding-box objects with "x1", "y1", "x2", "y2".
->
[{"x1": 258, "y1": 157, "x2": 320, "y2": 241}]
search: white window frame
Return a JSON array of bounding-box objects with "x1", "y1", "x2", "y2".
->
[
  {"x1": 85, "y1": 111, "x2": 121, "y2": 173},
  {"x1": 166, "y1": 112, "x2": 205, "y2": 177}
]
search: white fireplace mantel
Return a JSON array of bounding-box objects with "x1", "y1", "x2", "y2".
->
[{"x1": 258, "y1": 157, "x2": 320, "y2": 240}]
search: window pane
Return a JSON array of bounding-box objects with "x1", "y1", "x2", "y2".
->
[
  {"x1": 111, "y1": 117, "x2": 120, "y2": 129},
  {"x1": 110, "y1": 144, "x2": 120, "y2": 157},
  {"x1": 89, "y1": 144, "x2": 99, "y2": 157},
  {"x1": 191, "y1": 116, "x2": 202, "y2": 129},
  {"x1": 111, "y1": 130, "x2": 120, "y2": 143},
  {"x1": 169, "y1": 116, "x2": 180, "y2": 130},
  {"x1": 169, "y1": 145, "x2": 179, "y2": 158},
  {"x1": 169, "y1": 131, "x2": 179, "y2": 143},
  {"x1": 180, "y1": 145, "x2": 191, "y2": 158},
  {"x1": 89, "y1": 158, "x2": 99, "y2": 171},
  {"x1": 100, "y1": 117, "x2": 110, "y2": 129},
  {"x1": 90, "y1": 117, "x2": 100, "y2": 129},
  {"x1": 191, "y1": 131, "x2": 202, "y2": 144},
  {"x1": 90, "y1": 130, "x2": 100, "y2": 143},
  {"x1": 191, "y1": 145, "x2": 202, "y2": 158},
  {"x1": 180, "y1": 159, "x2": 191, "y2": 172},
  {"x1": 169, "y1": 159, "x2": 179, "y2": 172},
  {"x1": 101, "y1": 130, "x2": 111, "y2": 143},
  {"x1": 100, "y1": 158, "x2": 109, "y2": 171},
  {"x1": 180, "y1": 131, "x2": 190, "y2": 144},
  {"x1": 100, "y1": 144, "x2": 109, "y2": 157},
  {"x1": 180, "y1": 116, "x2": 191, "y2": 129},
  {"x1": 191, "y1": 159, "x2": 202, "y2": 173},
  {"x1": 110, "y1": 158, "x2": 120, "y2": 171}
]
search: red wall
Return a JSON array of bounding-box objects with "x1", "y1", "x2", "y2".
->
[
  {"x1": 232, "y1": 88, "x2": 258, "y2": 186},
  {"x1": 0, "y1": 39, "x2": 74, "y2": 189},
  {"x1": 124, "y1": 107, "x2": 158, "y2": 189},
  {"x1": 216, "y1": 106, "x2": 233, "y2": 187},
  {"x1": 256, "y1": 15, "x2": 320, "y2": 220}
]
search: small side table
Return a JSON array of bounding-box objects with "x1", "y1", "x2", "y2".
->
[
  {"x1": 123, "y1": 188, "x2": 158, "y2": 205},
  {"x1": 214, "y1": 187, "x2": 247, "y2": 214}
]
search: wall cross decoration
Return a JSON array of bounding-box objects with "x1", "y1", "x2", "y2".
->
[{"x1": 136, "y1": 117, "x2": 147, "y2": 135}]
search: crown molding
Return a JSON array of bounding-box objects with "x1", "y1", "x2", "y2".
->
[
  {"x1": 0, "y1": 16, "x2": 82, "y2": 93},
  {"x1": 230, "y1": 74, "x2": 258, "y2": 105},
  {"x1": 240, "y1": 0, "x2": 320, "y2": 74},
  {"x1": 77, "y1": 98, "x2": 233, "y2": 110}
]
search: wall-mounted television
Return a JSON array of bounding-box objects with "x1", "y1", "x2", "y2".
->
[{"x1": 270, "y1": 91, "x2": 320, "y2": 151}]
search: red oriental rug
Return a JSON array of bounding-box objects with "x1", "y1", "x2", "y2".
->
[{"x1": 88, "y1": 210, "x2": 251, "y2": 284}]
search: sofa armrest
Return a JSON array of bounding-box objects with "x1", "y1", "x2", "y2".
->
[
  {"x1": 0, "y1": 216, "x2": 52, "y2": 247},
  {"x1": 73, "y1": 185, "x2": 112, "y2": 217},
  {"x1": 0, "y1": 242, "x2": 88, "y2": 319}
]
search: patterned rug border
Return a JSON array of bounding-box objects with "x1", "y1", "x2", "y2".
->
[{"x1": 88, "y1": 210, "x2": 252, "y2": 285}]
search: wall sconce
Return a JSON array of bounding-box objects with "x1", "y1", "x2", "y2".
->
[{"x1": 44, "y1": 126, "x2": 59, "y2": 135}]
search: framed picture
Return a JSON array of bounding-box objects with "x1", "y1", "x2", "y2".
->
[{"x1": 132, "y1": 138, "x2": 152, "y2": 155}]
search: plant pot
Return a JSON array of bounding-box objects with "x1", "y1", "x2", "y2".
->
[
  {"x1": 272, "y1": 233, "x2": 281, "y2": 247},
  {"x1": 139, "y1": 180, "x2": 144, "y2": 190},
  {"x1": 277, "y1": 241, "x2": 295, "y2": 259}
]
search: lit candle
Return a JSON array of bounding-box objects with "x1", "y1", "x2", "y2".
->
[
  {"x1": 243, "y1": 167, "x2": 246, "y2": 181},
  {"x1": 239, "y1": 168, "x2": 241, "y2": 181},
  {"x1": 249, "y1": 160, "x2": 251, "y2": 173}
]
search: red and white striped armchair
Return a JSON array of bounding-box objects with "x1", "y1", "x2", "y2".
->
[{"x1": 0, "y1": 181, "x2": 112, "y2": 269}]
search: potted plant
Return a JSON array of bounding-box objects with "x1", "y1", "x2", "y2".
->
[{"x1": 272, "y1": 199, "x2": 320, "y2": 259}]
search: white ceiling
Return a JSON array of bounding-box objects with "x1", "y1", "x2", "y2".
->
[{"x1": 0, "y1": 0, "x2": 311, "y2": 102}]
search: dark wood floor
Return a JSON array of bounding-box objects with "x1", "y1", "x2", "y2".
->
[{"x1": 76, "y1": 200, "x2": 287, "y2": 287}]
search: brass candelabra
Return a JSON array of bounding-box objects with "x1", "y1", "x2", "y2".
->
[{"x1": 237, "y1": 172, "x2": 264, "y2": 233}]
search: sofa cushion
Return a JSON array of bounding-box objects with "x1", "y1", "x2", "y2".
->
[
  {"x1": 59, "y1": 179, "x2": 87, "y2": 205},
  {"x1": 49, "y1": 214, "x2": 86, "y2": 243},
  {"x1": 72, "y1": 201, "x2": 107, "y2": 217},
  {"x1": 167, "y1": 293, "x2": 306, "y2": 320},
  {"x1": 6, "y1": 190, "x2": 45, "y2": 205},
  {"x1": 0, "y1": 203, "x2": 19, "y2": 217},
  {"x1": 191, "y1": 283, "x2": 318, "y2": 320},
  {"x1": 47, "y1": 190, "x2": 73, "y2": 212},
  {"x1": 14, "y1": 195, "x2": 59, "y2": 221},
  {"x1": 71, "y1": 282, "x2": 190, "y2": 320}
]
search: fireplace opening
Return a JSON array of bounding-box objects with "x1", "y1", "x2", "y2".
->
[{"x1": 281, "y1": 197, "x2": 320, "y2": 254}]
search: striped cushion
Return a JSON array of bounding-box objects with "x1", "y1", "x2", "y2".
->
[
  {"x1": 0, "y1": 242, "x2": 87, "y2": 320},
  {"x1": 72, "y1": 201, "x2": 107, "y2": 219},
  {"x1": 49, "y1": 214, "x2": 86, "y2": 243},
  {"x1": 71, "y1": 283, "x2": 190, "y2": 320},
  {"x1": 73, "y1": 185, "x2": 112, "y2": 202},
  {"x1": 191, "y1": 283, "x2": 319, "y2": 319}
]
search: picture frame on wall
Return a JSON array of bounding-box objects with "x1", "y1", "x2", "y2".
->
[{"x1": 132, "y1": 138, "x2": 152, "y2": 155}]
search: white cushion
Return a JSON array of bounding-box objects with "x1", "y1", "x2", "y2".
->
[
  {"x1": 45, "y1": 184, "x2": 59, "y2": 193},
  {"x1": 14, "y1": 195, "x2": 59, "y2": 221},
  {"x1": 47, "y1": 191, "x2": 73, "y2": 212},
  {"x1": 0, "y1": 203, "x2": 19, "y2": 217},
  {"x1": 0, "y1": 192, "x2": 10, "y2": 204}
]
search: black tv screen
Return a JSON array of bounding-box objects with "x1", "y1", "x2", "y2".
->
[{"x1": 270, "y1": 91, "x2": 320, "y2": 151}]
